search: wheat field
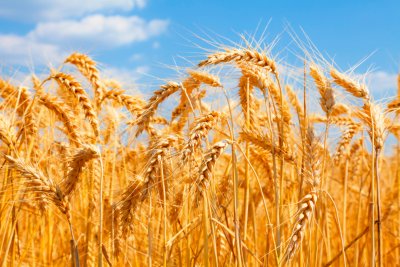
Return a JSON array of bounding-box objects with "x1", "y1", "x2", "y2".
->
[{"x1": 0, "y1": 41, "x2": 399, "y2": 267}]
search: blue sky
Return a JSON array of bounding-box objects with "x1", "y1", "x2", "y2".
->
[{"x1": 0, "y1": 0, "x2": 399, "y2": 97}]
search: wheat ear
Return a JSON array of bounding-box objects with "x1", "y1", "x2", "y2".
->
[
  {"x1": 199, "y1": 48, "x2": 277, "y2": 73},
  {"x1": 61, "y1": 144, "x2": 100, "y2": 196},
  {"x1": 181, "y1": 111, "x2": 222, "y2": 161},
  {"x1": 284, "y1": 190, "x2": 318, "y2": 260},
  {"x1": 135, "y1": 82, "x2": 180, "y2": 136},
  {"x1": 354, "y1": 102, "x2": 386, "y2": 150},
  {"x1": 171, "y1": 77, "x2": 201, "y2": 121},
  {"x1": 0, "y1": 78, "x2": 31, "y2": 116},
  {"x1": 117, "y1": 178, "x2": 144, "y2": 238},
  {"x1": 239, "y1": 129, "x2": 295, "y2": 163},
  {"x1": 330, "y1": 69, "x2": 370, "y2": 100},
  {"x1": 284, "y1": 127, "x2": 321, "y2": 261},
  {"x1": 187, "y1": 70, "x2": 222, "y2": 87},
  {"x1": 0, "y1": 115, "x2": 17, "y2": 149},
  {"x1": 142, "y1": 135, "x2": 178, "y2": 199},
  {"x1": 102, "y1": 88, "x2": 146, "y2": 115},
  {"x1": 388, "y1": 99, "x2": 400, "y2": 112},
  {"x1": 38, "y1": 92, "x2": 82, "y2": 144},
  {"x1": 47, "y1": 72, "x2": 99, "y2": 136},
  {"x1": 334, "y1": 122, "x2": 361, "y2": 163},
  {"x1": 65, "y1": 52, "x2": 106, "y2": 108},
  {"x1": 196, "y1": 140, "x2": 228, "y2": 197},
  {"x1": 310, "y1": 65, "x2": 336, "y2": 115},
  {"x1": 4, "y1": 155, "x2": 70, "y2": 218}
]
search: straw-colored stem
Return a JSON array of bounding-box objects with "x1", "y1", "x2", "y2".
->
[
  {"x1": 243, "y1": 77, "x2": 250, "y2": 243},
  {"x1": 375, "y1": 148, "x2": 382, "y2": 267},
  {"x1": 224, "y1": 92, "x2": 243, "y2": 267},
  {"x1": 343, "y1": 158, "x2": 349, "y2": 248},
  {"x1": 98, "y1": 156, "x2": 104, "y2": 267},
  {"x1": 203, "y1": 191, "x2": 209, "y2": 267},
  {"x1": 148, "y1": 188, "x2": 153, "y2": 267},
  {"x1": 160, "y1": 157, "x2": 168, "y2": 267}
]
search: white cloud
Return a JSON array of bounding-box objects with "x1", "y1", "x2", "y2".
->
[
  {"x1": 152, "y1": 41, "x2": 160, "y2": 49},
  {"x1": 130, "y1": 53, "x2": 143, "y2": 61},
  {"x1": 0, "y1": 34, "x2": 65, "y2": 66},
  {"x1": 0, "y1": 15, "x2": 168, "y2": 65},
  {"x1": 365, "y1": 71, "x2": 397, "y2": 99},
  {"x1": 0, "y1": 0, "x2": 168, "y2": 67},
  {"x1": 102, "y1": 66, "x2": 150, "y2": 93},
  {"x1": 29, "y1": 15, "x2": 169, "y2": 49},
  {"x1": 0, "y1": 0, "x2": 147, "y2": 22}
]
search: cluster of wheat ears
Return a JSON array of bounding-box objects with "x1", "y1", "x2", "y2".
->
[{"x1": 0, "y1": 41, "x2": 400, "y2": 267}]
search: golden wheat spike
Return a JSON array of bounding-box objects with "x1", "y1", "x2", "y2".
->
[
  {"x1": 199, "y1": 48, "x2": 277, "y2": 73},
  {"x1": 65, "y1": 52, "x2": 106, "y2": 108},
  {"x1": 48, "y1": 72, "x2": 99, "y2": 137},
  {"x1": 330, "y1": 69, "x2": 370, "y2": 100},
  {"x1": 135, "y1": 82, "x2": 180, "y2": 137}
]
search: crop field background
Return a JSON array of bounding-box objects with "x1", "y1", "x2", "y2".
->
[{"x1": 0, "y1": 1, "x2": 400, "y2": 266}]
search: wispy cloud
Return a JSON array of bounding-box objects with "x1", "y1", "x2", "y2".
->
[
  {"x1": 365, "y1": 71, "x2": 397, "y2": 100},
  {"x1": 102, "y1": 66, "x2": 150, "y2": 93},
  {"x1": 0, "y1": 0, "x2": 147, "y2": 22},
  {"x1": 0, "y1": 1, "x2": 168, "y2": 66},
  {"x1": 0, "y1": 34, "x2": 65, "y2": 66},
  {"x1": 29, "y1": 15, "x2": 169, "y2": 49}
]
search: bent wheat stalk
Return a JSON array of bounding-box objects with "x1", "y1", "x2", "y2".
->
[
  {"x1": 61, "y1": 144, "x2": 100, "y2": 197},
  {"x1": 4, "y1": 155, "x2": 80, "y2": 266},
  {"x1": 135, "y1": 82, "x2": 180, "y2": 137}
]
